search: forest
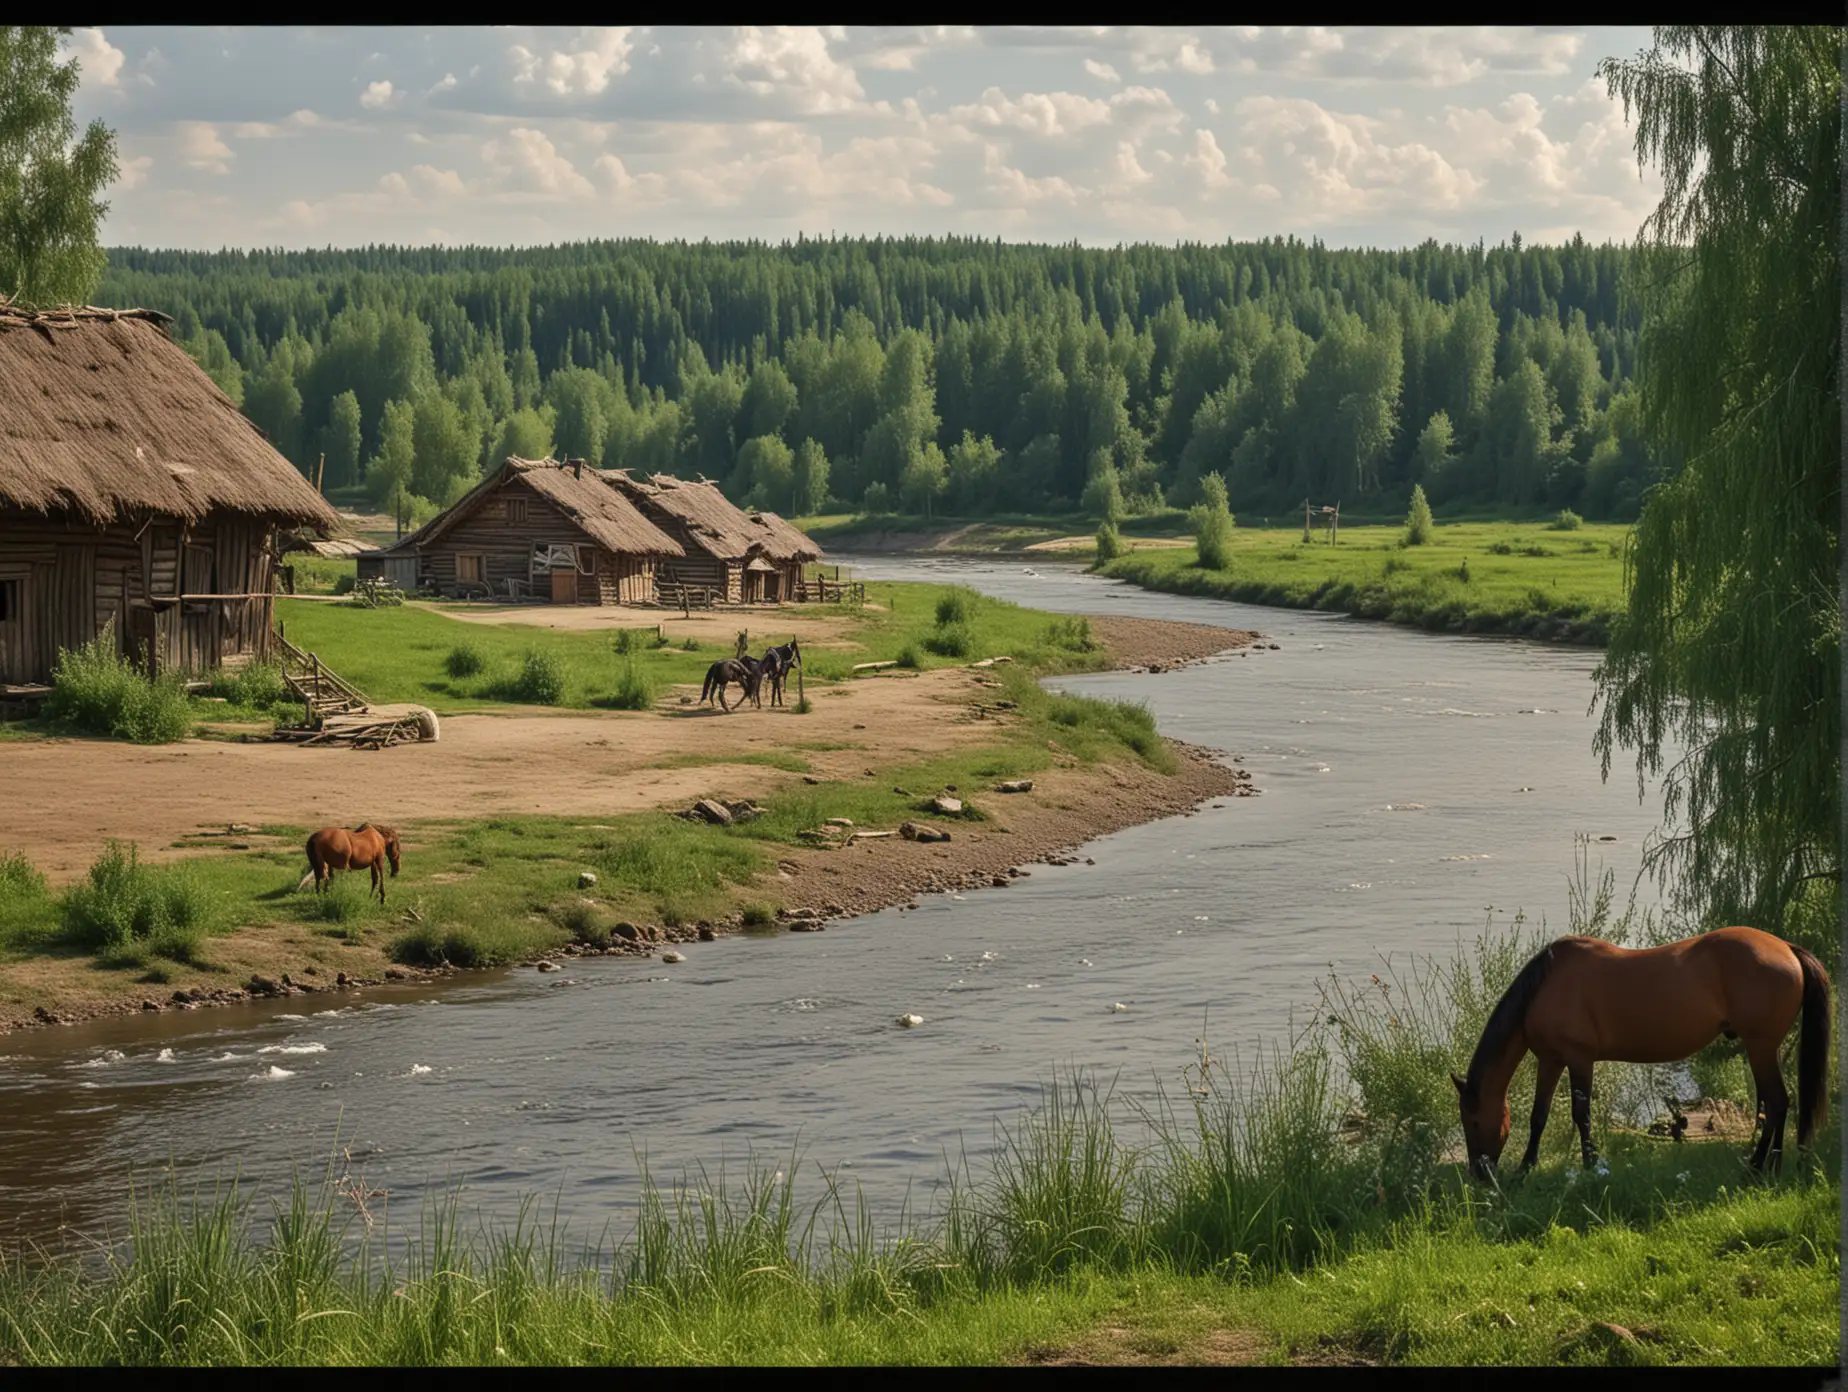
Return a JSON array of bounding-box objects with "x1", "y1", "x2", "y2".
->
[{"x1": 94, "y1": 234, "x2": 1663, "y2": 528}]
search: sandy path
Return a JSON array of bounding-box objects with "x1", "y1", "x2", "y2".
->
[{"x1": 425, "y1": 599, "x2": 872, "y2": 646}]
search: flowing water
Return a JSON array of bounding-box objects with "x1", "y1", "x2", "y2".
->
[{"x1": 0, "y1": 559, "x2": 1669, "y2": 1246}]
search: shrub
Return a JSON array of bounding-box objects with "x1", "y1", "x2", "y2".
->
[
  {"x1": 596, "y1": 657, "x2": 655, "y2": 712},
  {"x1": 1189, "y1": 472, "x2": 1235, "y2": 571},
  {"x1": 740, "y1": 903, "x2": 776, "y2": 928},
  {"x1": 46, "y1": 639, "x2": 194, "y2": 745},
  {"x1": 332, "y1": 573, "x2": 357, "y2": 596},
  {"x1": 0, "y1": 852, "x2": 55, "y2": 950},
  {"x1": 1091, "y1": 520, "x2": 1122, "y2": 569},
  {"x1": 1045, "y1": 616, "x2": 1098, "y2": 652},
  {"x1": 60, "y1": 841, "x2": 218, "y2": 958},
  {"x1": 1548, "y1": 508, "x2": 1584, "y2": 531},
  {"x1": 211, "y1": 659, "x2": 287, "y2": 711},
  {"x1": 1487, "y1": 540, "x2": 1514, "y2": 555},
  {"x1": 935, "y1": 588, "x2": 977, "y2": 627},
  {"x1": 1381, "y1": 555, "x2": 1411, "y2": 576},
  {"x1": 444, "y1": 643, "x2": 487, "y2": 678},
  {"x1": 1403, "y1": 484, "x2": 1434, "y2": 546},
  {"x1": 924, "y1": 622, "x2": 974, "y2": 658},
  {"x1": 895, "y1": 642, "x2": 924, "y2": 670},
  {"x1": 554, "y1": 899, "x2": 608, "y2": 946},
  {"x1": 1456, "y1": 557, "x2": 1471, "y2": 584},
  {"x1": 509, "y1": 650, "x2": 567, "y2": 705}
]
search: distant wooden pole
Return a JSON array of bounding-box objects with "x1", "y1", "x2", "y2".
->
[{"x1": 315, "y1": 453, "x2": 326, "y2": 495}]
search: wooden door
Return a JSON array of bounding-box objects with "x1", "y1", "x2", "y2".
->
[
  {"x1": 51, "y1": 545, "x2": 95, "y2": 665},
  {"x1": 0, "y1": 570, "x2": 28, "y2": 684},
  {"x1": 550, "y1": 569, "x2": 577, "y2": 605}
]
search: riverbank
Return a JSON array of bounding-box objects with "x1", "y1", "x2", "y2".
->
[{"x1": 0, "y1": 602, "x2": 1255, "y2": 1034}]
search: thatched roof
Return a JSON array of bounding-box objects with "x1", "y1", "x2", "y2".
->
[
  {"x1": 607, "y1": 471, "x2": 820, "y2": 563},
  {"x1": 0, "y1": 304, "x2": 340, "y2": 531},
  {"x1": 746, "y1": 509, "x2": 823, "y2": 563},
  {"x1": 389, "y1": 457, "x2": 684, "y2": 558}
]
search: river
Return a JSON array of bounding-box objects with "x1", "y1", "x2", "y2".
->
[{"x1": 0, "y1": 559, "x2": 1668, "y2": 1247}]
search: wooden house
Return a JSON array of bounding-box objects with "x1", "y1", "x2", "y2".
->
[
  {"x1": 606, "y1": 472, "x2": 822, "y2": 604},
  {"x1": 361, "y1": 457, "x2": 684, "y2": 603},
  {"x1": 0, "y1": 304, "x2": 340, "y2": 687}
]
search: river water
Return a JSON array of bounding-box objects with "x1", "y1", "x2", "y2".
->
[{"x1": 0, "y1": 559, "x2": 1668, "y2": 1247}]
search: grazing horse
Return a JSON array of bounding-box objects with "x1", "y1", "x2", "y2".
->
[
  {"x1": 298, "y1": 823, "x2": 402, "y2": 904},
  {"x1": 758, "y1": 638, "x2": 802, "y2": 707},
  {"x1": 700, "y1": 655, "x2": 763, "y2": 712},
  {"x1": 1454, "y1": 927, "x2": 1831, "y2": 1180}
]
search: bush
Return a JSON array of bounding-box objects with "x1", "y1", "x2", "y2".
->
[
  {"x1": 1548, "y1": 508, "x2": 1584, "y2": 531},
  {"x1": 444, "y1": 643, "x2": 487, "y2": 678},
  {"x1": 1045, "y1": 617, "x2": 1098, "y2": 652},
  {"x1": 935, "y1": 588, "x2": 977, "y2": 627},
  {"x1": 740, "y1": 903, "x2": 776, "y2": 928},
  {"x1": 47, "y1": 639, "x2": 194, "y2": 745},
  {"x1": 332, "y1": 573, "x2": 357, "y2": 597},
  {"x1": 554, "y1": 899, "x2": 608, "y2": 947},
  {"x1": 596, "y1": 657, "x2": 655, "y2": 712},
  {"x1": 509, "y1": 650, "x2": 567, "y2": 705},
  {"x1": 895, "y1": 642, "x2": 924, "y2": 670},
  {"x1": 924, "y1": 622, "x2": 974, "y2": 658},
  {"x1": 60, "y1": 841, "x2": 218, "y2": 958},
  {"x1": 1091, "y1": 520, "x2": 1122, "y2": 569},
  {"x1": 0, "y1": 852, "x2": 55, "y2": 949},
  {"x1": 1381, "y1": 555, "x2": 1411, "y2": 576},
  {"x1": 1456, "y1": 557, "x2": 1471, "y2": 584},
  {"x1": 1189, "y1": 472, "x2": 1235, "y2": 571},
  {"x1": 1403, "y1": 484, "x2": 1434, "y2": 546}
]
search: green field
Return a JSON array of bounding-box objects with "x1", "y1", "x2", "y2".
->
[{"x1": 1104, "y1": 521, "x2": 1629, "y2": 646}]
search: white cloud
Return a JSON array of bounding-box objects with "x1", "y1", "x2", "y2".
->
[
  {"x1": 947, "y1": 87, "x2": 1112, "y2": 138},
  {"x1": 1185, "y1": 128, "x2": 1232, "y2": 189},
  {"x1": 62, "y1": 28, "x2": 126, "y2": 87},
  {"x1": 1204, "y1": 97, "x2": 1220, "y2": 115},
  {"x1": 724, "y1": 27, "x2": 866, "y2": 115},
  {"x1": 360, "y1": 80, "x2": 397, "y2": 110},
  {"x1": 1083, "y1": 59, "x2": 1121, "y2": 85},
  {"x1": 117, "y1": 155, "x2": 153, "y2": 189},
  {"x1": 479, "y1": 126, "x2": 595, "y2": 197},
  {"x1": 430, "y1": 73, "x2": 459, "y2": 95},
  {"x1": 509, "y1": 27, "x2": 634, "y2": 96},
  {"x1": 175, "y1": 122, "x2": 233, "y2": 174}
]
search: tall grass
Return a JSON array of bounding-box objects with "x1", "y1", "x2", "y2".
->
[{"x1": 46, "y1": 639, "x2": 194, "y2": 744}]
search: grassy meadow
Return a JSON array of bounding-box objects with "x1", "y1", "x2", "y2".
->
[{"x1": 1102, "y1": 520, "x2": 1629, "y2": 646}]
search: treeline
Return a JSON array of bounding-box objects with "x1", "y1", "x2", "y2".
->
[{"x1": 95, "y1": 234, "x2": 1664, "y2": 526}]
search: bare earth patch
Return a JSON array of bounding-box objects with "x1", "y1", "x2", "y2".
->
[{"x1": 1022, "y1": 1322, "x2": 1269, "y2": 1366}]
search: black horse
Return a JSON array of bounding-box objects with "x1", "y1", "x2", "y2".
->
[
  {"x1": 701, "y1": 655, "x2": 763, "y2": 712},
  {"x1": 758, "y1": 638, "x2": 802, "y2": 707}
]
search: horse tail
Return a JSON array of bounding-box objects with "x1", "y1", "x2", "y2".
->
[
  {"x1": 1793, "y1": 943, "x2": 1832, "y2": 1146},
  {"x1": 701, "y1": 664, "x2": 716, "y2": 703}
]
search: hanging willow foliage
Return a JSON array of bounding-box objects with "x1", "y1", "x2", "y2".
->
[{"x1": 1592, "y1": 27, "x2": 1841, "y2": 931}]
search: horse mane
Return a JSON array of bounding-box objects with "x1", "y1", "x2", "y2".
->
[{"x1": 1462, "y1": 940, "x2": 1559, "y2": 1099}]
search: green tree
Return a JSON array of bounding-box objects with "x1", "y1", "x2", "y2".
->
[
  {"x1": 242, "y1": 355, "x2": 304, "y2": 467},
  {"x1": 790, "y1": 438, "x2": 830, "y2": 516},
  {"x1": 1081, "y1": 454, "x2": 1126, "y2": 524},
  {"x1": 898, "y1": 441, "x2": 948, "y2": 519},
  {"x1": 1403, "y1": 483, "x2": 1435, "y2": 546},
  {"x1": 1412, "y1": 410, "x2": 1455, "y2": 485},
  {"x1": 1091, "y1": 519, "x2": 1122, "y2": 569},
  {"x1": 1593, "y1": 26, "x2": 1840, "y2": 932},
  {"x1": 740, "y1": 358, "x2": 798, "y2": 442},
  {"x1": 1190, "y1": 470, "x2": 1235, "y2": 570},
  {"x1": 366, "y1": 398, "x2": 418, "y2": 522},
  {"x1": 0, "y1": 27, "x2": 118, "y2": 306},
  {"x1": 411, "y1": 393, "x2": 478, "y2": 505},
  {"x1": 946, "y1": 431, "x2": 1002, "y2": 513},
  {"x1": 548, "y1": 365, "x2": 611, "y2": 464},
  {"x1": 319, "y1": 390, "x2": 363, "y2": 490},
  {"x1": 734, "y1": 433, "x2": 794, "y2": 511},
  {"x1": 490, "y1": 407, "x2": 555, "y2": 467}
]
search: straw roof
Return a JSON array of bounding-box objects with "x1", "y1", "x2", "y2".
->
[
  {"x1": 0, "y1": 304, "x2": 340, "y2": 531},
  {"x1": 389, "y1": 457, "x2": 683, "y2": 558},
  {"x1": 607, "y1": 471, "x2": 820, "y2": 563},
  {"x1": 746, "y1": 509, "x2": 824, "y2": 563}
]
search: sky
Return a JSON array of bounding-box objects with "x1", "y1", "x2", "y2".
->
[{"x1": 61, "y1": 25, "x2": 1667, "y2": 252}]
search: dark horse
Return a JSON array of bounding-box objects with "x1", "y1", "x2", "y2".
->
[
  {"x1": 298, "y1": 823, "x2": 402, "y2": 904},
  {"x1": 700, "y1": 655, "x2": 763, "y2": 712},
  {"x1": 758, "y1": 638, "x2": 802, "y2": 707},
  {"x1": 1455, "y1": 927, "x2": 1831, "y2": 1179}
]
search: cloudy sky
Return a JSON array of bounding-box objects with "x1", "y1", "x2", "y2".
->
[{"x1": 63, "y1": 25, "x2": 1665, "y2": 252}]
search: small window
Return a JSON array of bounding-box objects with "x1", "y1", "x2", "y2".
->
[
  {"x1": 0, "y1": 579, "x2": 16, "y2": 623},
  {"x1": 456, "y1": 555, "x2": 484, "y2": 583},
  {"x1": 507, "y1": 498, "x2": 528, "y2": 525}
]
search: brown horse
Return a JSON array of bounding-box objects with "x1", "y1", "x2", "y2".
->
[
  {"x1": 1455, "y1": 927, "x2": 1831, "y2": 1179},
  {"x1": 298, "y1": 823, "x2": 402, "y2": 904}
]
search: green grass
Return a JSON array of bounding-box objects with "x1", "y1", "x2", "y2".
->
[
  {"x1": 1105, "y1": 522, "x2": 1628, "y2": 645},
  {"x1": 45, "y1": 638, "x2": 195, "y2": 744}
]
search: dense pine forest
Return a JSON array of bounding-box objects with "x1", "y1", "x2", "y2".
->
[{"x1": 95, "y1": 235, "x2": 1662, "y2": 527}]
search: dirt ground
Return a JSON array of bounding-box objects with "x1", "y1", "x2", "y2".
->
[
  {"x1": 428, "y1": 598, "x2": 875, "y2": 644},
  {"x1": 1023, "y1": 535, "x2": 1192, "y2": 553},
  {"x1": 6, "y1": 615, "x2": 1253, "y2": 884}
]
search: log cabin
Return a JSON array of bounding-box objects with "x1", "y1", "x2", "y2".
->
[
  {"x1": 604, "y1": 472, "x2": 821, "y2": 604},
  {"x1": 0, "y1": 304, "x2": 340, "y2": 688},
  {"x1": 359, "y1": 456, "x2": 684, "y2": 603}
]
